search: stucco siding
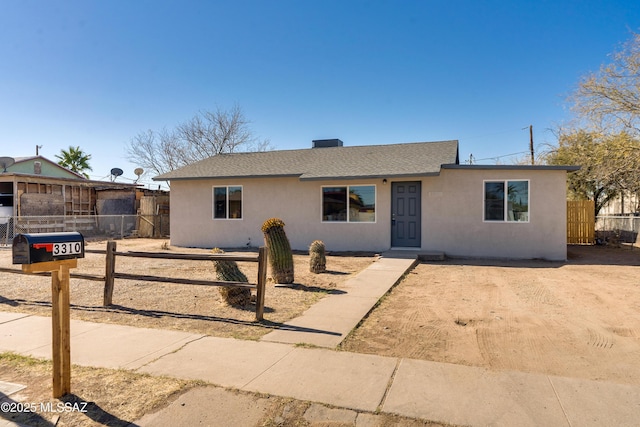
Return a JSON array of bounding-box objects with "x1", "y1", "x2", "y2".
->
[
  {"x1": 170, "y1": 177, "x2": 392, "y2": 252},
  {"x1": 421, "y1": 169, "x2": 568, "y2": 260},
  {"x1": 169, "y1": 168, "x2": 569, "y2": 259}
]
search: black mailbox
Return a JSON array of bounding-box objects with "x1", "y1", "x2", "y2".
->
[{"x1": 12, "y1": 232, "x2": 85, "y2": 265}]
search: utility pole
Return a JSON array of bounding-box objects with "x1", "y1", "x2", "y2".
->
[{"x1": 529, "y1": 125, "x2": 534, "y2": 165}]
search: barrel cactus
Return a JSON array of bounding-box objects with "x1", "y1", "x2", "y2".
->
[
  {"x1": 211, "y1": 248, "x2": 252, "y2": 306},
  {"x1": 261, "y1": 217, "x2": 294, "y2": 284},
  {"x1": 309, "y1": 240, "x2": 326, "y2": 274}
]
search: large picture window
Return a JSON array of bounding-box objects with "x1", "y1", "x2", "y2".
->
[
  {"x1": 322, "y1": 185, "x2": 376, "y2": 222},
  {"x1": 213, "y1": 186, "x2": 243, "y2": 219},
  {"x1": 484, "y1": 180, "x2": 529, "y2": 222}
]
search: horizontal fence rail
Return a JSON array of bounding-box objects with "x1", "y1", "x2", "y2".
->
[
  {"x1": 2, "y1": 242, "x2": 268, "y2": 321},
  {"x1": 102, "y1": 242, "x2": 268, "y2": 321},
  {"x1": 88, "y1": 249, "x2": 259, "y2": 262}
]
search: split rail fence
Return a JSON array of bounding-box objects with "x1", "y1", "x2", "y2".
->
[{"x1": 1, "y1": 241, "x2": 268, "y2": 321}]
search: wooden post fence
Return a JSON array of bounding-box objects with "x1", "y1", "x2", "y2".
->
[
  {"x1": 101, "y1": 242, "x2": 268, "y2": 321},
  {"x1": 256, "y1": 246, "x2": 267, "y2": 321},
  {"x1": 103, "y1": 240, "x2": 116, "y2": 306}
]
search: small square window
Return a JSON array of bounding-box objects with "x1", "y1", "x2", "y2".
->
[
  {"x1": 213, "y1": 186, "x2": 242, "y2": 219},
  {"x1": 484, "y1": 180, "x2": 529, "y2": 222}
]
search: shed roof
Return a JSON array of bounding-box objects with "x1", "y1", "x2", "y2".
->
[
  {"x1": 0, "y1": 172, "x2": 139, "y2": 189},
  {"x1": 154, "y1": 140, "x2": 460, "y2": 181}
]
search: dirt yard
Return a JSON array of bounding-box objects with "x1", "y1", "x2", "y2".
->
[
  {"x1": 341, "y1": 245, "x2": 640, "y2": 385},
  {"x1": 3, "y1": 239, "x2": 639, "y2": 426},
  {"x1": 0, "y1": 238, "x2": 375, "y2": 340},
  {"x1": 2, "y1": 240, "x2": 639, "y2": 384}
]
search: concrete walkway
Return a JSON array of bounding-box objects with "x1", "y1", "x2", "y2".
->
[
  {"x1": 1, "y1": 253, "x2": 639, "y2": 426},
  {"x1": 260, "y1": 254, "x2": 418, "y2": 347}
]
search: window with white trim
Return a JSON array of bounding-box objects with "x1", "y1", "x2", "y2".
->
[
  {"x1": 322, "y1": 185, "x2": 376, "y2": 222},
  {"x1": 213, "y1": 186, "x2": 243, "y2": 219},
  {"x1": 484, "y1": 180, "x2": 529, "y2": 222}
]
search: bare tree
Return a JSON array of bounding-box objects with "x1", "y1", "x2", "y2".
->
[
  {"x1": 545, "y1": 32, "x2": 640, "y2": 216},
  {"x1": 571, "y1": 32, "x2": 640, "y2": 135},
  {"x1": 127, "y1": 105, "x2": 270, "y2": 177}
]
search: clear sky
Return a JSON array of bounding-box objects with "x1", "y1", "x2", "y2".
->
[{"x1": 1, "y1": 0, "x2": 639, "y2": 188}]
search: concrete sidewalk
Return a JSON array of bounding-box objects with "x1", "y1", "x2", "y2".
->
[
  {"x1": 1, "y1": 251, "x2": 639, "y2": 426},
  {"x1": 1, "y1": 312, "x2": 639, "y2": 426}
]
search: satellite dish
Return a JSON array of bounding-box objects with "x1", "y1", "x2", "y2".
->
[
  {"x1": 0, "y1": 156, "x2": 15, "y2": 173},
  {"x1": 110, "y1": 167, "x2": 124, "y2": 182},
  {"x1": 133, "y1": 168, "x2": 144, "y2": 184}
]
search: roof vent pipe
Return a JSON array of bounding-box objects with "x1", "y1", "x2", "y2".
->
[{"x1": 312, "y1": 139, "x2": 343, "y2": 148}]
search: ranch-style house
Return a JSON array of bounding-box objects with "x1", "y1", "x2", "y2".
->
[{"x1": 155, "y1": 139, "x2": 578, "y2": 260}]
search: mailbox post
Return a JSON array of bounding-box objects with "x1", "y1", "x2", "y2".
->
[{"x1": 13, "y1": 232, "x2": 84, "y2": 398}]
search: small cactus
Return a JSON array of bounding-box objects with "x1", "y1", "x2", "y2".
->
[
  {"x1": 309, "y1": 240, "x2": 326, "y2": 274},
  {"x1": 211, "y1": 248, "x2": 251, "y2": 306},
  {"x1": 261, "y1": 218, "x2": 294, "y2": 284}
]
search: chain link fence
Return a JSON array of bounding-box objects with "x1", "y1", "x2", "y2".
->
[
  {"x1": 0, "y1": 217, "x2": 12, "y2": 246},
  {"x1": 0, "y1": 215, "x2": 146, "y2": 246},
  {"x1": 595, "y1": 215, "x2": 640, "y2": 245}
]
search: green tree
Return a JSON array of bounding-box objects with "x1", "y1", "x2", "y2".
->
[
  {"x1": 55, "y1": 146, "x2": 93, "y2": 178},
  {"x1": 545, "y1": 130, "x2": 640, "y2": 216}
]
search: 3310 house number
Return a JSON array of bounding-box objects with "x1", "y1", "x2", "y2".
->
[{"x1": 53, "y1": 242, "x2": 82, "y2": 256}]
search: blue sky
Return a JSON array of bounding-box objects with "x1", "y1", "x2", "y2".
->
[{"x1": 1, "y1": 1, "x2": 639, "y2": 188}]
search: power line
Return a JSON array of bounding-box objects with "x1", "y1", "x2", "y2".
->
[{"x1": 471, "y1": 150, "x2": 530, "y2": 163}]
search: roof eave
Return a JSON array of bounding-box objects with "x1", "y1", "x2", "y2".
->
[
  {"x1": 441, "y1": 164, "x2": 581, "y2": 171},
  {"x1": 155, "y1": 171, "x2": 446, "y2": 182},
  {"x1": 299, "y1": 171, "x2": 442, "y2": 181},
  {"x1": 153, "y1": 173, "x2": 303, "y2": 182}
]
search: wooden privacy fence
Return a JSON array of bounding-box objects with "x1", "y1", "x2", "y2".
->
[{"x1": 567, "y1": 200, "x2": 595, "y2": 244}]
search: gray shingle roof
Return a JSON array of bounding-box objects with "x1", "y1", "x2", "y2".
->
[{"x1": 154, "y1": 140, "x2": 459, "y2": 181}]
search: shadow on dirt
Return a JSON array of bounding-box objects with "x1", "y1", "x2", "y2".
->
[
  {"x1": 566, "y1": 244, "x2": 640, "y2": 266},
  {"x1": 62, "y1": 394, "x2": 134, "y2": 427},
  {"x1": 273, "y1": 283, "x2": 346, "y2": 294},
  {"x1": 0, "y1": 392, "x2": 55, "y2": 427},
  {"x1": 419, "y1": 245, "x2": 640, "y2": 268},
  {"x1": 0, "y1": 299, "x2": 341, "y2": 336}
]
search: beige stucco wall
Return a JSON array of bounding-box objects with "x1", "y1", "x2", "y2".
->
[
  {"x1": 421, "y1": 168, "x2": 568, "y2": 260},
  {"x1": 169, "y1": 168, "x2": 568, "y2": 260},
  {"x1": 169, "y1": 177, "x2": 392, "y2": 252}
]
